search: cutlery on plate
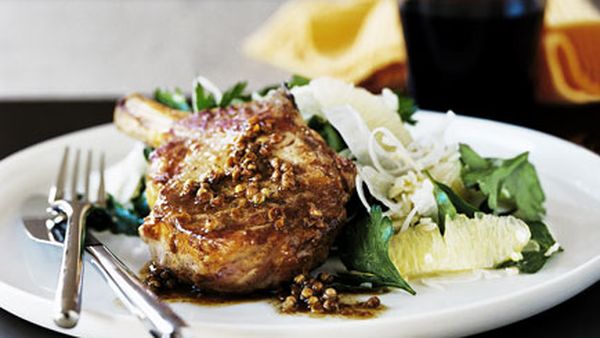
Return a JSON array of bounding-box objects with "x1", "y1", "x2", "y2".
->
[
  {"x1": 48, "y1": 148, "x2": 97, "y2": 328},
  {"x1": 21, "y1": 156, "x2": 188, "y2": 338}
]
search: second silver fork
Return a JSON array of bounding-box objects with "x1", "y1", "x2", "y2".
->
[{"x1": 48, "y1": 147, "x2": 105, "y2": 328}]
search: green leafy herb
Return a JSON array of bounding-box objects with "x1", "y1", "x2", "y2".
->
[
  {"x1": 331, "y1": 271, "x2": 405, "y2": 292},
  {"x1": 193, "y1": 81, "x2": 218, "y2": 111},
  {"x1": 143, "y1": 146, "x2": 155, "y2": 162},
  {"x1": 497, "y1": 221, "x2": 561, "y2": 273},
  {"x1": 86, "y1": 177, "x2": 150, "y2": 236},
  {"x1": 130, "y1": 178, "x2": 151, "y2": 217},
  {"x1": 427, "y1": 174, "x2": 479, "y2": 217},
  {"x1": 307, "y1": 115, "x2": 347, "y2": 152},
  {"x1": 339, "y1": 205, "x2": 415, "y2": 295},
  {"x1": 252, "y1": 74, "x2": 311, "y2": 99},
  {"x1": 431, "y1": 181, "x2": 456, "y2": 236},
  {"x1": 287, "y1": 74, "x2": 310, "y2": 88},
  {"x1": 256, "y1": 84, "x2": 280, "y2": 96},
  {"x1": 193, "y1": 80, "x2": 251, "y2": 111},
  {"x1": 219, "y1": 81, "x2": 251, "y2": 107},
  {"x1": 154, "y1": 88, "x2": 191, "y2": 111},
  {"x1": 394, "y1": 91, "x2": 417, "y2": 125},
  {"x1": 426, "y1": 172, "x2": 479, "y2": 235},
  {"x1": 86, "y1": 195, "x2": 143, "y2": 236},
  {"x1": 460, "y1": 144, "x2": 545, "y2": 222},
  {"x1": 460, "y1": 145, "x2": 558, "y2": 272}
]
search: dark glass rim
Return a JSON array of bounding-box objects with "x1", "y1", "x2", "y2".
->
[{"x1": 400, "y1": 0, "x2": 546, "y2": 18}]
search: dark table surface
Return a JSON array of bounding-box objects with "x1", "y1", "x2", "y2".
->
[{"x1": 0, "y1": 100, "x2": 598, "y2": 338}]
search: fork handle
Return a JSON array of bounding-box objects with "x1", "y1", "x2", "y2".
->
[
  {"x1": 53, "y1": 202, "x2": 88, "y2": 328},
  {"x1": 86, "y1": 244, "x2": 187, "y2": 338}
]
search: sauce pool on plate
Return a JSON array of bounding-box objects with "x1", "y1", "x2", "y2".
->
[{"x1": 140, "y1": 262, "x2": 386, "y2": 319}]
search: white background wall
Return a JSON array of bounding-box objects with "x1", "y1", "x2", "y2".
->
[{"x1": 0, "y1": 0, "x2": 288, "y2": 99}]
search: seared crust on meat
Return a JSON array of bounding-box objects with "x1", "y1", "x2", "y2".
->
[{"x1": 126, "y1": 90, "x2": 355, "y2": 293}]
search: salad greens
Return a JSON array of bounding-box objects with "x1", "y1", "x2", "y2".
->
[
  {"x1": 143, "y1": 146, "x2": 155, "y2": 161},
  {"x1": 394, "y1": 91, "x2": 417, "y2": 125},
  {"x1": 457, "y1": 146, "x2": 559, "y2": 272},
  {"x1": 307, "y1": 115, "x2": 347, "y2": 152},
  {"x1": 338, "y1": 131, "x2": 558, "y2": 287},
  {"x1": 87, "y1": 148, "x2": 152, "y2": 236},
  {"x1": 192, "y1": 79, "x2": 252, "y2": 111},
  {"x1": 431, "y1": 178, "x2": 479, "y2": 218},
  {"x1": 430, "y1": 148, "x2": 559, "y2": 274},
  {"x1": 459, "y1": 144, "x2": 545, "y2": 222},
  {"x1": 219, "y1": 81, "x2": 251, "y2": 108},
  {"x1": 331, "y1": 271, "x2": 412, "y2": 292},
  {"x1": 287, "y1": 74, "x2": 310, "y2": 88},
  {"x1": 193, "y1": 81, "x2": 219, "y2": 111},
  {"x1": 155, "y1": 75, "x2": 310, "y2": 113},
  {"x1": 86, "y1": 179, "x2": 149, "y2": 236},
  {"x1": 498, "y1": 220, "x2": 561, "y2": 273},
  {"x1": 154, "y1": 88, "x2": 191, "y2": 111},
  {"x1": 427, "y1": 173, "x2": 478, "y2": 235},
  {"x1": 429, "y1": 169, "x2": 559, "y2": 273},
  {"x1": 339, "y1": 205, "x2": 416, "y2": 295}
]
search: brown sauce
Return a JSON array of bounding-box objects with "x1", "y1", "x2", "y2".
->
[
  {"x1": 140, "y1": 262, "x2": 386, "y2": 319},
  {"x1": 160, "y1": 289, "x2": 273, "y2": 307}
]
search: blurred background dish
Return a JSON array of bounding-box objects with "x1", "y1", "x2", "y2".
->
[
  {"x1": 243, "y1": 0, "x2": 408, "y2": 92},
  {"x1": 245, "y1": 0, "x2": 600, "y2": 108},
  {"x1": 243, "y1": 0, "x2": 600, "y2": 151}
]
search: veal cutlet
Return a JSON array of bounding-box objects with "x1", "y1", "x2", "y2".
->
[{"x1": 114, "y1": 89, "x2": 356, "y2": 293}]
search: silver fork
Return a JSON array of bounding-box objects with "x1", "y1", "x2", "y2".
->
[
  {"x1": 45, "y1": 148, "x2": 188, "y2": 337},
  {"x1": 48, "y1": 148, "x2": 104, "y2": 328}
]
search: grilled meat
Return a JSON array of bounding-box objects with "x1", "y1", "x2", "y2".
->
[{"x1": 114, "y1": 90, "x2": 356, "y2": 293}]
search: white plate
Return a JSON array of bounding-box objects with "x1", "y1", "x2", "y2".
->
[{"x1": 1, "y1": 112, "x2": 599, "y2": 338}]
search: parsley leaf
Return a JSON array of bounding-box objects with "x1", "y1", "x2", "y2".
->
[
  {"x1": 86, "y1": 177, "x2": 150, "y2": 236},
  {"x1": 87, "y1": 194, "x2": 144, "y2": 236},
  {"x1": 331, "y1": 271, "x2": 407, "y2": 292},
  {"x1": 460, "y1": 144, "x2": 558, "y2": 272},
  {"x1": 287, "y1": 74, "x2": 310, "y2": 88},
  {"x1": 307, "y1": 115, "x2": 347, "y2": 152},
  {"x1": 130, "y1": 178, "x2": 151, "y2": 217},
  {"x1": 339, "y1": 205, "x2": 415, "y2": 295},
  {"x1": 154, "y1": 88, "x2": 191, "y2": 111},
  {"x1": 426, "y1": 173, "x2": 479, "y2": 235},
  {"x1": 498, "y1": 221, "x2": 561, "y2": 273},
  {"x1": 143, "y1": 146, "x2": 155, "y2": 161},
  {"x1": 193, "y1": 81, "x2": 218, "y2": 111},
  {"x1": 193, "y1": 80, "x2": 251, "y2": 111},
  {"x1": 460, "y1": 144, "x2": 545, "y2": 222},
  {"x1": 220, "y1": 81, "x2": 251, "y2": 107},
  {"x1": 428, "y1": 171, "x2": 560, "y2": 272},
  {"x1": 255, "y1": 75, "x2": 310, "y2": 98},
  {"x1": 394, "y1": 91, "x2": 417, "y2": 125},
  {"x1": 256, "y1": 84, "x2": 280, "y2": 96},
  {"x1": 431, "y1": 180, "x2": 456, "y2": 236}
]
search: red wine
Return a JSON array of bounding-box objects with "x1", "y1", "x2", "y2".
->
[{"x1": 400, "y1": 0, "x2": 545, "y2": 116}]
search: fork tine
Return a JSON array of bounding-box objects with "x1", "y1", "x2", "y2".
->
[
  {"x1": 97, "y1": 153, "x2": 106, "y2": 207},
  {"x1": 49, "y1": 147, "x2": 70, "y2": 203},
  {"x1": 70, "y1": 149, "x2": 81, "y2": 200},
  {"x1": 83, "y1": 150, "x2": 92, "y2": 202}
]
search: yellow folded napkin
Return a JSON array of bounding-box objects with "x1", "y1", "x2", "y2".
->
[
  {"x1": 243, "y1": 0, "x2": 406, "y2": 88},
  {"x1": 537, "y1": 0, "x2": 600, "y2": 103}
]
